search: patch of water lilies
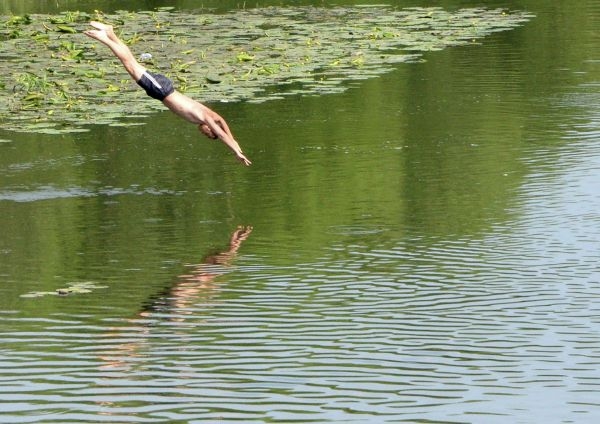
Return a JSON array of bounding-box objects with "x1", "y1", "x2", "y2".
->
[
  {"x1": 20, "y1": 281, "x2": 108, "y2": 298},
  {"x1": 0, "y1": 6, "x2": 533, "y2": 134}
]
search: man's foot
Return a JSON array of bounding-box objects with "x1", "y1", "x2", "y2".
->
[{"x1": 83, "y1": 21, "x2": 118, "y2": 44}]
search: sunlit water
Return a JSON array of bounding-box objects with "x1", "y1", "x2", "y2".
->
[{"x1": 1, "y1": 1, "x2": 600, "y2": 423}]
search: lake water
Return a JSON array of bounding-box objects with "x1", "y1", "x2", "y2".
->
[{"x1": 1, "y1": 0, "x2": 600, "y2": 423}]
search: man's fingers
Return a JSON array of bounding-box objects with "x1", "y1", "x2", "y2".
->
[{"x1": 199, "y1": 124, "x2": 217, "y2": 139}]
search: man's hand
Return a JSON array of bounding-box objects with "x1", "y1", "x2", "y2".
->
[
  {"x1": 197, "y1": 106, "x2": 252, "y2": 166},
  {"x1": 235, "y1": 151, "x2": 252, "y2": 166},
  {"x1": 199, "y1": 123, "x2": 217, "y2": 139}
]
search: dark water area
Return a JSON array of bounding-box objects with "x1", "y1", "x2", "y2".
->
[{"x1": 1, "y1": 0, "x2": 600, "y2": 422}]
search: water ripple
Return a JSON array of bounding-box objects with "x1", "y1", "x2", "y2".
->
[
  {"x1": 3, "y1": 4, "x2": 600, "y2": 423},
  {"x1": 0, "y1": 185, "x2": 184, "y2": 203}
]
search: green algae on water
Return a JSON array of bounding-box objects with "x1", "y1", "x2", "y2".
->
[{"x1": 0, "y1": 6, "x2": 534, "y2": 134}]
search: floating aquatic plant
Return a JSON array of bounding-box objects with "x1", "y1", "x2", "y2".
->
[
  {"x1": 20, "y1": 281, "x2": 108, "y2": 298},
  {"x1": 0, "y1": 6, "x2": 534, "y2": 134}
]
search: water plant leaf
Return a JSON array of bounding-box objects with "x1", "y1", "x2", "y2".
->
[
  {"x1": 56, "y1": 24, "x2": 77, "y2": 34},
  {"x1": 20, "y1": 281, "x2": 108, "y2": 298},
  {"x1": 0, "y1": 6, "x2": 534, "y2": 134}
]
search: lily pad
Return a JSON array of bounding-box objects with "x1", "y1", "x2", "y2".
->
[
  {"x1": 0, "y1": 6, "x2": 534, "y2": 134},
  {"x1": 20, "y1": 281, "x2": 108, "y2": 298}
]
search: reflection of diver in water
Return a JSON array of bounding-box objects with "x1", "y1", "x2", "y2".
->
[
  {"x1": 143, "y1": 225, "x2": 253, "y2": 314},
  {"x1": 99, "y1": 226, "x2": 253, "y2": 370}
]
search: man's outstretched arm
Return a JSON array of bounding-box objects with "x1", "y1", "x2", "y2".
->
[
  {"x1": 162, "y1": 92, "x2": 252, "y2": 166},
  {"x1": 201, "y1": 107, "x2": 252, "y2": 166}
]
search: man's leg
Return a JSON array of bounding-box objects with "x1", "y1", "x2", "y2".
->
[{"x1": 84, "y1": 21, "x2": 146, "y2": 81}]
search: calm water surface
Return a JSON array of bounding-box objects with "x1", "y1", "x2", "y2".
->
[{"x1": 1, "y1": 0, "x2": 600, "y2": 423}]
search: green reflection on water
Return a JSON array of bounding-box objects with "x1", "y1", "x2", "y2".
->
[
  {"x1": 1, "y1": 1, "x2": 600, "y2": 422},
  {"x1": 0, "y1": 0, "x2": 596, "y2": 322}
]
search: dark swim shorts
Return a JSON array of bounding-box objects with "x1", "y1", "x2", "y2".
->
[{"x1": 136, "y1": 71, "x2": 175, "y2": 101}]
